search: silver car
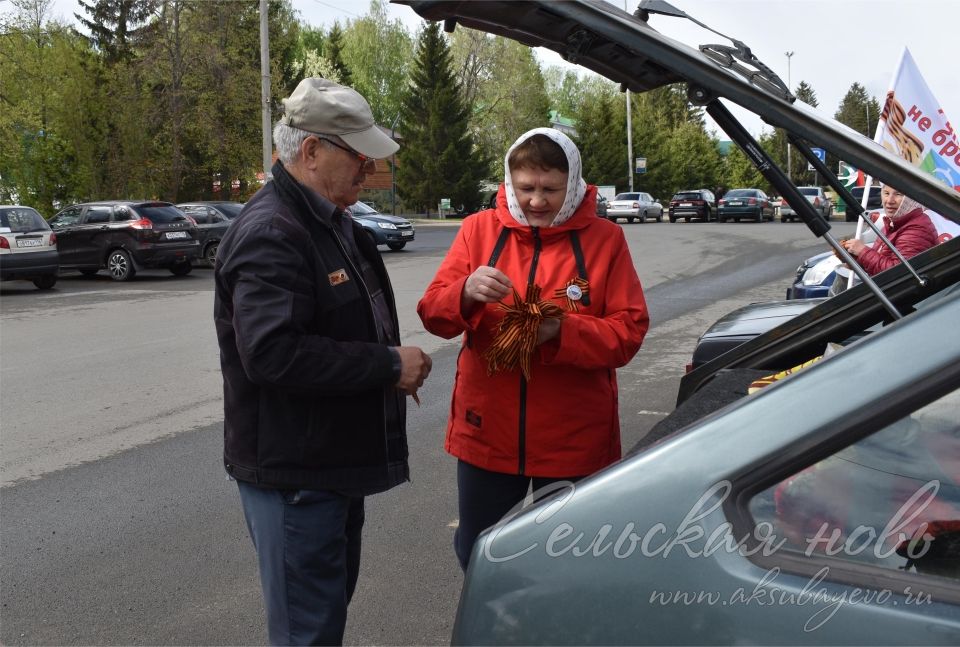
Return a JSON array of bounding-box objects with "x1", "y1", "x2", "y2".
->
[
  {"x1": 0, "y1": 205, "x2": 58, "y2": 289},
  {"x1": 605, "y1": 191, "x2": 663, "y2": 223},
  {"x1": 397, "y1": 1, "x2": 960, "y2": 644}
]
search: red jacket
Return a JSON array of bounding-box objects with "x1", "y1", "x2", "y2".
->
[
  {"x1": 857, "y1": 207, "x2": 938, "y2": 275},
  {"x1": 417, "y1": 185, "x2": 649, "y2": 477}
]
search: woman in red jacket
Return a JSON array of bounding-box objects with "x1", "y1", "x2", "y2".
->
[
  {"x1": 417, "y1": 128, "x2": 649, "y2": 569},
  {"x1": 841, "y1": 184, "x2": 938, "y2": 275}
]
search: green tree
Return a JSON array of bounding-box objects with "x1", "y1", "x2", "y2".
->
[
  {"x1": 397, "y1": 21, "x2": 488, "y2": 214},
  {"x1": 341, "y1": 0, "x2": 413, "y2": 125},
  {"x1": 574, "y1": 83, "x2": 627, "y2": 189},
  {"x1": 324, "y1": 22, "x2": 351, "y2": 86},
  {"x1": 835, "y1": 82, "x2": 881, "y2": 137},
  {"x1": 74, "y1": 0, "x2": 155, "y2": 63}
]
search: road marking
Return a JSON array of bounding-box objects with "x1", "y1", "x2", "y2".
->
[{"x1": 637, "y1": 410, "x2": 670, "y2": 416}]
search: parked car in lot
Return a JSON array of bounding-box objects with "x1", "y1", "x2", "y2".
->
[
  {"x1": 780, "y1": 186, "x2": 833, "y2": 222},
  {"x1": 175, "y1": 201, "x2": 243, "y2": 265},
  {"x1": 0, "y1": 205, "x2": 58, "y2": 289},
  {"x1": 844, "y1": 185, "x2": 884, "y2": 221},
  {"x1": 49, "y1": 201, "x2": 199, "y2": 281},
  {"x1": 718, "y1": 188, "x2": 775, "y2": 222},
  {"x1": 595, "y1": 195, "x2": 608, "y2": 218},
  {"x1": 606, "y1": 191, "x2": 663, "y2": 223},
  {"x1": 398, "y1": 2, "x2": 960, "y2": 644},
  {"x1": 668, "y1": 188, "x2": 716, "y2": 222},
  {"x1": 348, "y1": 201, "x2": 414, "y2": 251}
]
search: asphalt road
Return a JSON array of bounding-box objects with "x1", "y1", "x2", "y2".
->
[{"x1": 0, "y1": 219, "x2": 852, "y2": 645}]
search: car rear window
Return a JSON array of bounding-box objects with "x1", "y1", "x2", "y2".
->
[
  {"x1": 614, "y1": 193, "x2": 639, "y2": 201},
  {"x1": 214, "y1": 203, "x2": 243, "y2": 218},
  {"x1": 798, "y1": 188, "x2": 820, "y2": 196},
  {"x1": 132, "y1": 203, "x2": 190, "y2": 223},
  {"x1": 724, "y1": 189, "x2": 755, "y2": 198},
  {"x1": 0, "y1": 207, "x2": 50, "y2": 232},
  {"x1": 349, "y1": 202, "x2": 378, "y2": 215},
  {"x1": 673, "y1": 192, "x2": 701, "y2": 200}
]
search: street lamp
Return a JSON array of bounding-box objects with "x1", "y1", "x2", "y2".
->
[{"x1": 785, "y1": 50, "x2": 794, "y2": 181}]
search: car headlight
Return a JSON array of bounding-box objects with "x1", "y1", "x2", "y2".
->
[
  {"x1": 802, "y1": 256, "x2": 841, "y2": 286},
  {"x1": 377, "y1": 222, "x2": 397, "y2": 230}
]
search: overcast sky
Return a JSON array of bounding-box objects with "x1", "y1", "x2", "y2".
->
[{"x1": 42, "y1": 0, "x2": 958, "y2": 138}]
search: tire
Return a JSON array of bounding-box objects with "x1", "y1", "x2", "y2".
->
[
  {"x1": 80, "y1": 268, "x2": 99, "y2": 277},
  {"x1": 33, "y1": 274, "x2": 57, "y2": 290},
  {"x1": 607, "y1": 216, "x2": 617, "y2": 223},
  {"x1": 719, "y1": 217, "x2": 727, "y2": 223},
  {"x1": 669, "y1": 216, "x2": 676, "y2": 223},
  {"x1": 387, "y1": 242, "x2": 406, "y2": 251},
  {"x1": 169, "y1": 260, "x2": 192, "y2": 276},
  {"x1": 755, "y1": 210, "x2": 763, "y2": 223},
  {"x1": 657, "y1": 210, "x2": 663, "y2": 223},
  {"x1": 204, "y1": 241, "x2": 219, "y2": 265},
  {"x1": 626, "y1": 216, "x2": 635, "y2": 224},
  {"x1": 704, "y1": 208, "x2": 712, "y2": 222},
  {"x1": 107, "y1": 249, "x2": 136, "y2": 281}
]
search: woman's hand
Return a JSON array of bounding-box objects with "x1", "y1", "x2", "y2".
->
[
  {"x1": 840, "y1": 238, "x2": 867, "y2": 257},
  {"x1": 462, "y1": 266, "x2": 512, "y2": 311}
]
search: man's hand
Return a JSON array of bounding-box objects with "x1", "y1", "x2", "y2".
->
[
  {"x1": 462, "y1": 266, "x2": 512, "y2": 312},
  {"x1": 394, "y1": 346, "x2": 432, "y2": 394}
]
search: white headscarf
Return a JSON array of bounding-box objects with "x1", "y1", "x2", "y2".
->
[
  {"x1": 503, "y1": 128, "x2": 587, "y2": 227},
  {"x1": 880, "y1": 183, "x2": 924, "y2": 220}
]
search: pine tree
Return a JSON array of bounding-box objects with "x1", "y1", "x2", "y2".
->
[
  {"x1": 74, "y1": 0, "x2": 156, "y2": 64},
  {"x1": 325, "y1": 22, "x2": 352, "y2": 86},
  {"x1": 835, "y1": 82, "x2": 878, "y2": 137},
  {"x1": 397, "y1": 22, "x2": 489, "y2": 214},
  {"x1": 575, "y1": 90, "x2": 627, "y2": 190}
]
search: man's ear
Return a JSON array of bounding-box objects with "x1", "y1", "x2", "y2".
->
[{"x1": 300, "y1": 136, "x2": 323, "y2": 167}]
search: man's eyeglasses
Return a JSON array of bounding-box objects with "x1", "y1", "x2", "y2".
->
[{"x1": 316, "y1": 136, "x2": 378, "y2": 173}]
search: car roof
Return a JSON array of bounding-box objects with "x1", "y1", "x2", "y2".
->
[
  {"x1": 397, "y1": 0, "x2": 960, "y2": 222},
  {"x1": 62, "y1": 200, "x2": 175, "y2": 208}
]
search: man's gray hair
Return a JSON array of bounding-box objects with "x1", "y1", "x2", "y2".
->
[
  {"x1": 272, "y1": 122, "x2": 347, "y2": 164},
  {"x1": 273, "y1": 122, "x2": 312, "y2": 164}
]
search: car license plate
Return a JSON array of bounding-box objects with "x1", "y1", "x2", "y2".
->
[
  {"x1": 729, "y1": 201, "x2": 742, "y2": 206},
  {"x1": 401, "y1": 230, "x2": 413, "y2": 237},
  {"x1": 16, "y1": 238, "x2": 43, "y2": 247},
  {"x1": 165, "y1": 231, "x2": 189, "y2": 239},
  {"x1": 680, "y1": 202, "x2": 692, "y2": 207}
]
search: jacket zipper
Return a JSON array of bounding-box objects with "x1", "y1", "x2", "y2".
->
[
  {"x1": 329, "y1": 224, "x2": 393, "y2": 462},
  {"x1": 518, "y1": 227, "x2": 542, "y2": 475}
]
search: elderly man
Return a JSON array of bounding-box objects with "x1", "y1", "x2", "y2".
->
[{"x1": 214, "y1": 78, "x2": 431, "y2": 646}]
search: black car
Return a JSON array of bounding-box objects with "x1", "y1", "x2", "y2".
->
[
  {"x1": 717, "y1": 188, "x2": 775, "y2": 222},
  {"x1": 0, "y1": 205, "x2": 59, "y2": 289},
  {"x1": 348, "y1": 201, "x2": 415, "y2": 251},
  {"x1": 175, "y1": 201, "x2": 243, "y2": 265},
  {"x1": 844, "y1": 185, "x2": 883, "y2": 221},
  {"x1": 668, "y1": 188, "x2": 716, "y2": 222},
  {"x1": 49, "y1": 201, "x2": 199, "y2": 281}
]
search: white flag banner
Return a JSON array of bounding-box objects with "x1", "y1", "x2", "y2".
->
[{"x1": 875, "y1": 47, "x2": 960, "y2": 241}]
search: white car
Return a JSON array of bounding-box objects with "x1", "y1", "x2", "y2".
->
[
  {"x1": 0, "y1": 205, "x2": 58, "y2": 289},
  {"x1": 605, "y1": 191, "x2": 663, "y2": 223}
]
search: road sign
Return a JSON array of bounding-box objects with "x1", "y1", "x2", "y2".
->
[
  {"x1": 807, "y1": 147, "x2": 826, "y2": 171},
  {"x1": 635, "y1": 157, "x2": 647, "y2": 174}
]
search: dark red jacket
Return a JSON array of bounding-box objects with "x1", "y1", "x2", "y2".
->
[
  {"x1": 417, "y1": 186, "x2": 649, "y2": 477},
  {"x1": 857, "y1": 207, "x2": 938, "y2": 275}
]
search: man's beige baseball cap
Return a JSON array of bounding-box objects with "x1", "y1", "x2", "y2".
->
[{"x1": 281, "y1": 78, "x2": 399, "y2": 159}]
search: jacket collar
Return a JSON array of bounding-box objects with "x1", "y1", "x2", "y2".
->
[
  {"x1": 271, "y1": 160, "x2": 339, "y2": 229},
  {"x1": 885, "y1": 206, "x2": 925, "y2": 232}
]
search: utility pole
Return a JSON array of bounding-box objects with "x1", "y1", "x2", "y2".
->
[
  {"x1": 625, "y1": 1, "x2": 634, "y2": 191},
  {"x1": 260, "y1": 0, "x2": 272, "y2": 181},
  {"x1": 390, "y1": 113, "x2": 400, "y2": 216},
  {"x1": 784, "y1": 51, "x2": 794, "y2": 182}
]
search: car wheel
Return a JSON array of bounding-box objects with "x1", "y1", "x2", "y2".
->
[
  {"x1": 627, "y1": 216, "x2": 635, "y2": 223},
  {"x1": 657, "y1": 210, "x2": 663, "y2": 222},
  {"x1": 607, "y1": 216, "x2": 617, "y2": 223},
  {"x1": 734, "y1": 218, "x2": 740, "y2": 223},
  {"x1": 169, "y1": 260, "x2": 192, "y2": 276},
  {"x1": 33, "y1": 274, "x2": 57, "y2": 290},
  {"x1": 719, "y1": 217, "x2": 726, "y2": 223},
  {"x1": 80, "y1": 268, "x2": 99, "y2": 277},
  {"x1": 755, "y1": 210, "x2": 763, "y2": 223},
  {"x1": 387, "y1": 242, "x2": 406, "y2": 251},
  {"x1": 204, "y1": 241, "x2": 219, "y2": 265},
  {"x1": 107, "y1": 249, "x2": 136, "y2": 281},
  {"x1": 669, "y1": 216, "x2": 676, "y2": 223}
]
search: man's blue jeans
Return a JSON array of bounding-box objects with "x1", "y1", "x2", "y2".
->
[{"x1": 237, "y1": 481, "x2": 365, "y2": 646}]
